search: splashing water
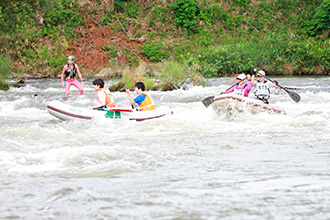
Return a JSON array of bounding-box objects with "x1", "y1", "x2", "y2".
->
[{"x1": 0, "y1": 77, "x2": 329, "y2": 219}]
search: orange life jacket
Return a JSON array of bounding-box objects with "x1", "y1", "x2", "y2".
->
[
  {"x1": 138, "y1": 92, "x2": 156, "y2": 111},
  {"x1": 98, "y1": 88, "x2": 116, "y2": 107}
]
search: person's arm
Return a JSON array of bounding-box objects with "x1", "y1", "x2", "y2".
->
[
  {"x1": 250, "y1": 74, "x2": 256, "y2": 86},
  {"x1": 61, "y1": 66, "x2": 66, "y2": 88},
  {"x1": 126, "y1": 88, "x2": 139, "y2": 107},
  {"x1": 245, "y1": 81, "x2": 252, "y2": 96},
  {"x1": 272, "y1": 81, "x2": 280, "y2": 89},
  {"x1": 90, "y1": 101, "x2": 106, "y2": 109},
  {"x1": 75, "y1": 65, "x2": 84, "y2": 87},
  {"x1": 224, "y1": 87, "x2": 235, "y2": 94},
  {"x1": 268, "y1": 81, "x2": 279, "y2": 89},
  {"x1": 90, "y1": 92, "x2": 106, "y2": 109}
]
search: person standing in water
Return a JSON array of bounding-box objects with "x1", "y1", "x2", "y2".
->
[
  {"x1": 224, "y1": 73, "x2": 254, "y2": 97},
  {"x1": 90, "y1": 78, "x2": 116, "y2": 110},
  {"x1": 125, "y1": 82, "x2": 156, "y2": 111},
  {"x1": 61, "y1": 56, "x2": 84, "y2": 97}
]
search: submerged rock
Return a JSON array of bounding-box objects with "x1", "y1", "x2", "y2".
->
[
  {"x1": 109, "y1": 81, "x2": 125, "y2": 92},
  {"x1": 0, "y1": 81, "x2": 10, "y2": 91},
  {"x1": 177, "y1": 78, "x2": 194, "y2": 90},
  {"x1": 9, "y1": 79, "x2": 26, "y2": 88},
  {"x1": 161, "y1": 82, "x2": 177, "y2": 91}
]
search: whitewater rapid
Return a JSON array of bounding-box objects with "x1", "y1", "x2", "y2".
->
[{"x1": 0, "y1": 77, "x2": 329, "y2": 219}]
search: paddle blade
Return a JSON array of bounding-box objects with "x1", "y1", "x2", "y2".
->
[
  {"x1": 202, "y1": 96, "x2": 215, "y2": 108},
  {"x1": 284, "y1": 88, "x2": 301, "y2": 103}
]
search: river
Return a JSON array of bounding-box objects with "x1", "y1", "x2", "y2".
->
[{"x1": 0, "y1": 77, "x2": 329, "y2": 219}]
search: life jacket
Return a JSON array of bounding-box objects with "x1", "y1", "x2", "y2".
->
[
  {"x1": 98, "y1": 88, "x2": 116, "y2": 108},
  {"x1": 255, "y1": 80, "x2": 270, "y2": 100},
  {"x1": 138, "y1": 92, "x2": 156, "y2": 111},
  {"x1": 234, "y1": 84, "x2": 247, "y2": 96},
  {"x1": 64, "y1": 64, "x2": 76, "y2": 80}
]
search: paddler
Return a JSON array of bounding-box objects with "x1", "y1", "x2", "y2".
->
[
  {"x1": 224, "y1": 73, "x2": 254, "y2": 97},
  {"x1": 125, "y1": 82, "x2": 156, "y2": 111},
  {"x1": 90, "y1": 78, "x2": 116, "y2": 110},
  {"x1": 251, "y1": 70, "x2": 279, "y2": 104},
  {"x1": 61, "y1": 56, "x2": 84, "y2": 97}
]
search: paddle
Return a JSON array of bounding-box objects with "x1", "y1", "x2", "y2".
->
[
  {"x1": 202, "y1": 77, "x2": 247, "y2": 108},
  {"x1": 282, "y1": 87, "x2": 302, "y2": 91},
  {"x1": 126, "y1": 85, "x2": 135, "y2": 109},
  {"x1": 257, "y1": 72, "x2": 301, "y2": 103}
]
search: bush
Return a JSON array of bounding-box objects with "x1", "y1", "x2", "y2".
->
[
  {"x1": 155, "y1": 59, "x2": 201, "y2": 89},
  {"x1": 141, "y1": 40, "x2": 170, "y2": 63},
  {"x1": 170, "y1": 0, "x2": 201, "y2": 33},
  {"x1": 0, "y1": 54, "x2": 12, "y2": 82},
  {"x1": 303, "y1": 0, "x2": 330, "y2": 37},
  {"x1": 197, "y1": 31, "x2": 330, "y2": 77},
  {"x1": 198, "y1": 43, "x2": 259, "y2": 77},
  {"x1": 42, "y1": 0, "x2": 84, "y2": 40},
  {"x1": 0, "y1": 54, "x2": 12, "y2": 90}
]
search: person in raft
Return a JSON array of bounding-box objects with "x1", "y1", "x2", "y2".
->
[
  {"x1": 61, "y1": 56, "x2": 84, "y2": 97},
  {"x1": 250, "y1": 70, "x2": 279, "y2": 104},
  {"x1": 125, "y1": 82, "x2": 156, "y2": 111},
  {"x1": 90, "y1": 78, "x2": 116, "y2": 110},
  {"x1": 224, "y1": 73, "x2": 254, "y2": 97}
]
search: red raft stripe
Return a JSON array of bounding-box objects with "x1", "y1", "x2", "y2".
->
[
  {"x1": 47, "y1": 105, "x2": 93, "y2": 120},
  {"x1": 107, "y1": 108, "x2": 134, "y2": 113}
]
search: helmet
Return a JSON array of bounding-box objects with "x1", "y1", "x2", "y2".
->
[
  {"x1": 236, "y1": 73, "x2": 246, "y2": 80},
  {"x1": 257, "y1": 70, "x2": 266, "y2": 76},
  {"x1": 68, "y1": 56, "x2": 75, "y2": 61}
]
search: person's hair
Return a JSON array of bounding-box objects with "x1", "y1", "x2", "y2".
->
[
  {"x1": 135, "y1": 82, "x2": 145, "y2": 91},
  {"x1": 93, "y1": 78, "x2": 105, "y2": 88}
]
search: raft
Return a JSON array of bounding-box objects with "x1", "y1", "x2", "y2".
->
[
  {"x1": 47, "y1": 100, "x2": 173, "y2": 121},
  {"x1": 212, "y1": 93, "x2": 286, "y2": 115}
]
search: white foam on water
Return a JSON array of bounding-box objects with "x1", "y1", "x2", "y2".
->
[{"x1": 1, "y1": 77, "x2": 330, "y2": 219}]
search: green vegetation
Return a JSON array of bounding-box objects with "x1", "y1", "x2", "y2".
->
[
  {"x1": 121, "y1": 64, "x2": 155, "y2": 90},
  {"x1": 156, "y1": 60, "x2": 201, "y2": 90},
  {"x1": 141, "y1": 40, "x2": 170, "y2": 63},
  {"x1": 171, "y1": 0, "x2": 201, "y2": 33},
  {"x1": 0, "y1": 54, "x2": 12, "y2": 90},
  {"x1": 195, "y1": 33, "x2": 330, "y2": 76},
  {"x1": 0, "y1": 0, "x2": 329, "y2": 89},
  {"x1": 303, "y1": 0, "x2": 330, "y2": 37}
]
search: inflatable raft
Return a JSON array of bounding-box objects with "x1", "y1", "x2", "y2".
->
[
  {"x1": 47, "y1": 100, "x2": 173, "y2": 121},
  {"x1": 212, "y1": 94, "x2": 286, "y2": 115}
]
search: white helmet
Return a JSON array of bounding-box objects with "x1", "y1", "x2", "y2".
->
[
  {"x1": 236, "y1": 73, "x2": 246, "y2": 80},
  {"x1": 257, "y1": 70, "x2": 266, "y2": 76},
  {"x1": 68, "y1": 56, "x2": 75, "y2": 61}
]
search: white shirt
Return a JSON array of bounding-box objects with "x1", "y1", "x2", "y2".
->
[
  {"x1": 255, "y1": 80, "x2": 275, "y2": 98},
  {"x1": 97, "y1": 90, "x2": 106, "y2": 103}
]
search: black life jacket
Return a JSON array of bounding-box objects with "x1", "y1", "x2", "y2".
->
[{"x1": 64, "y1": 64, "x2": 76, "y2": 79}]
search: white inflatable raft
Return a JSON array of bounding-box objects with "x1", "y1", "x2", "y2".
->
[
  {"x1": 212, "y1": 94, "x2": 286, "y2": 115},
  {"x1": 47, "y1": 100, "x2": 173, "y2": 121}
]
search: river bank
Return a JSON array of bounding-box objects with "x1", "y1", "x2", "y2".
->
[{"x1": 1, "y1": 0, "x2": 329, "y2": 84}]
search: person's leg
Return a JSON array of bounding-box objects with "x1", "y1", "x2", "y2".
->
[
  {"x1": 71, "y1": 79, "x2": 83, "y2": 95},
  {"x1": 65, "y1": 81, "x2": 72, "y2": 97}
]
